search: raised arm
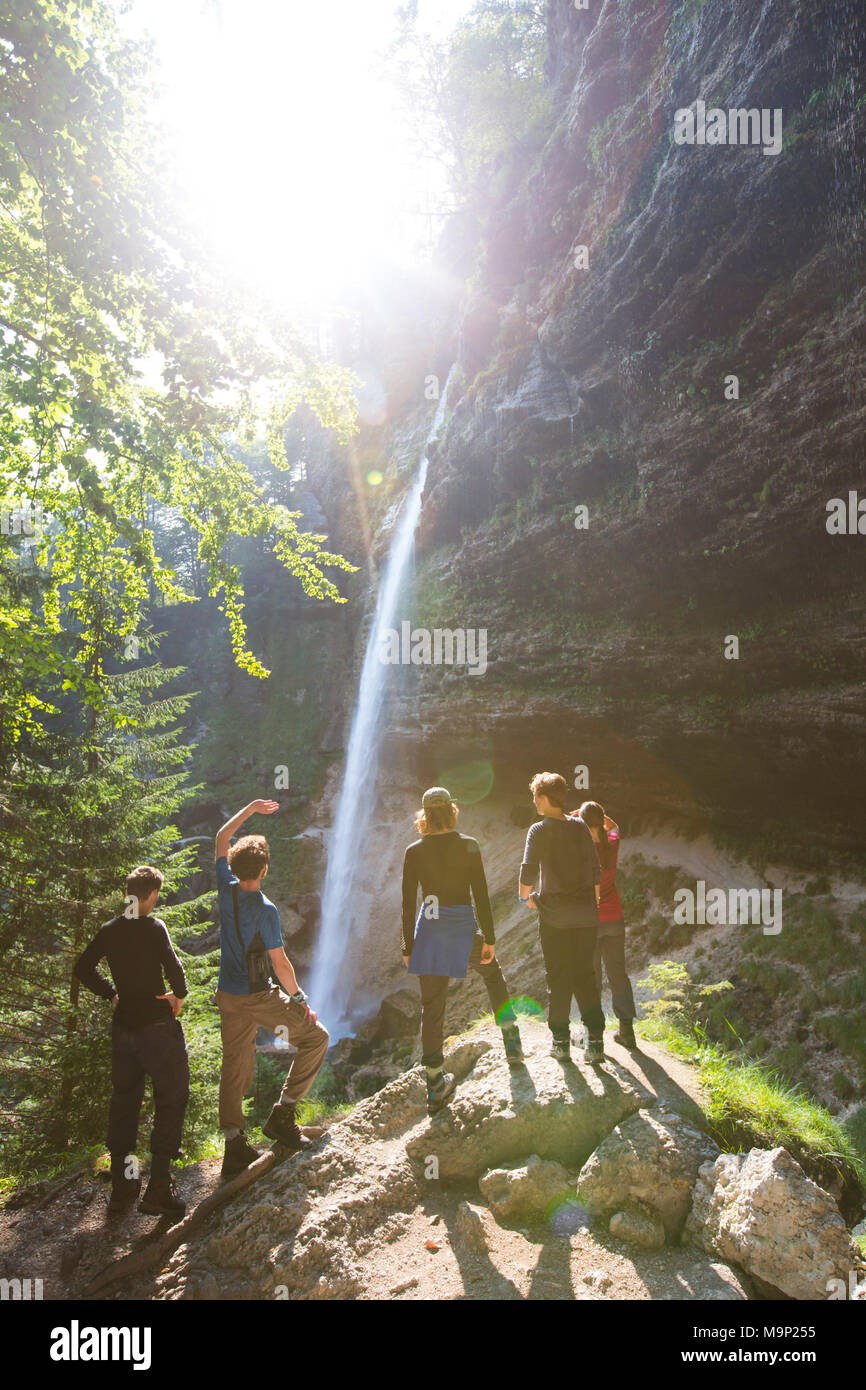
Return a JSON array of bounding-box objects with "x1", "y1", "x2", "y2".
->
[
  {"x1": 578, "y1": 819, "x2": 601, "y2": 904},
  {"x1": 215, "y1": 798, "x2": 279, "y2": 861}
]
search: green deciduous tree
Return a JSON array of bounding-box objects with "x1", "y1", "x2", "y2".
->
[{"x1": 0, "y1": 0, "x2": 359, "y2": 734}]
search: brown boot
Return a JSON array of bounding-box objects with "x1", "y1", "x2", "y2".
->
[
  {"x1": 221, "y1": 1132, "x2": 262, "y2": 1179},
  {"x1": 262, "y1": 1102, "x2": 311, "y2": 1154}
]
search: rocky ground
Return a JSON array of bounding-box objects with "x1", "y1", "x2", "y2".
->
[{"x1": 5, "y1": 1021, "x2": 860, "y2": 1302}]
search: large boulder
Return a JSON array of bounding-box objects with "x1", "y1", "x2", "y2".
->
[
  {"x1": 577, "y1": 1106, "x2": 719, "y2": 1239},
  {"x1": 479, "y1": 1155, "x2": 571, "y2": 1223},
  {"x1": 348, "y1": 1062, "x2": 403, "y2": 1100},
  {"x1": 292, "y1": 891, "x2": 321, "y2": 926},
  {"x1": 401, "y1": 1026, "x2": 648, "y2": 1180},
  {"x1": 374, "y1": 988, "x2": 422, "y2": 1040},
  {"x1": 685, "y1": 1147, "x2": 862, "y2": 1301}
]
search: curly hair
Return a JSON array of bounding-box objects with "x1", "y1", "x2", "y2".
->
[
  {"x1": 529, "y1": 771, "x2": 568, "y2": 809},
  {"x1": 228, "y1": 834, "x2": 270, "y2": 880}
]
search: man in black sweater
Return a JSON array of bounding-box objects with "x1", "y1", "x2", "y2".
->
[
  {"x1": 519, "y1": 772, "x2": 605, "y2": 1062},
  {"x1": 74, "y1": 864, "x2": 189, "y2": 1219}
]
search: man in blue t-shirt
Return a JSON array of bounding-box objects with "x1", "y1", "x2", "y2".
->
[{"x1": 214, "y1": 798, "x2": 329, "y2": 1177}]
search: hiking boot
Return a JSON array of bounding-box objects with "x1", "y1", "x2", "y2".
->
[
  {"x1": 585, "y1": 1034, "x2": 605, "y2": 1064},
  {"x1": 108, "y1": 1175, "x2": 141, "y2": 1213},
  {"x1": 262, "y1": 1102, "x2": 311, "y2": 1154},
  {"x1": 502, "y1": 1026, "x2": 523, "y2": 1066},
  {"x1": 138, "y1": 1174, "x2": 186, "y2": 1221},
  {"x1": 426, "y1": 1070, "x2": 457, "y2": 1116},
  {"x1": 221, "y1": 1132, "x2": 262, "y2": 1179},
  {"x1": 551, "y1": 1035, "x2": 571, "y2": 1061},
  {"x1": 614, "y1": 1020, "x2": 638, "y2": 1050}
]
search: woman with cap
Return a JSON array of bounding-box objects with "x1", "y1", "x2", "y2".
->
[{"x1": 402, "y1": 786, "x2": 521, "y2": 1115}]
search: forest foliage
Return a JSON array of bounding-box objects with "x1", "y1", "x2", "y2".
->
[
  {"x1": 0, "y1": 0, "x2": 558, "y2": 1180},
  {"x1": 0, "y1": 0, "x2": 360, "y2": 1177}
]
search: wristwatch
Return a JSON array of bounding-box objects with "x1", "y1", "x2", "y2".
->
[{"x1": 289, "y1": 988, "x2": 308, "y2": 1005}]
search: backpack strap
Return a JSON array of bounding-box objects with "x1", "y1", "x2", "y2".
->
[{"x1": 231, "y1": 883, "x2": 244, "y2": 952}]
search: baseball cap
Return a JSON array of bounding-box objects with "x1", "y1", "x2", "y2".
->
[{"x1": 422, "y1": 786, "x2": 453, "y2": 809}]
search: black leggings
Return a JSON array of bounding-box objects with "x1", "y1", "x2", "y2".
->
[
  {"x1": 419, "y1": 933, "x2": 512, "y2": 1067},
  {"x1": 594, "y1": 929, "x2": 636, "y2": 1021},
  {"x1": 538, "y1": 922, "x2": 605, "y2": 1039}
]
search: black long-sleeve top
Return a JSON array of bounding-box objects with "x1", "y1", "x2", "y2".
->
[
  {"x1": 74, "y1": 914, "x2": 188, "y2": 1029},
  {"x1": 401, "y1": 832, "x2": 494, "y2": 955},
  {"x1": 520, "y1": 815, "x2": 600, "y2": 902}
]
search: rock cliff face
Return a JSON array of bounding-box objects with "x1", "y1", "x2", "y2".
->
[
  {"x1": 171, "y1": 3, "x2": 866, "y2": 1054},
  {"x1": 328, "y1": 0, "x2": 866, "y2": 852},
  {"x1": 270, "y1": 0, "x2": 866, "y2": 1031}
]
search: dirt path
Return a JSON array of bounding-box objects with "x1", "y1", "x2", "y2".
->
[{"x1": 0, "y1": 1158, "x2": 223, "y2": 1302}]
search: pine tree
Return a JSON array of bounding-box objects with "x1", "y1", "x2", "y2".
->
[{"x1": 0, "y1": 653, "x2": 214, "y2": 1174}]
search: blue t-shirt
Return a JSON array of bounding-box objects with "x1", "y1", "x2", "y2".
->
[{"x1": 216, "y1": 856, "x2": 283, "y2": 994}]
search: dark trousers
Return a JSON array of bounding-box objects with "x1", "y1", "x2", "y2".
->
[
  {"x1": 419, "y1": 933, "x2": 512, "y2": 1067},
  {"x1": 107, "y1": 1016, "x2": 190, "y2": 1160},
  {"x1": 594, "y1": 929, "x2": 636, "y2": 1021},
  {"x1": 538, "y1": 922, "x2": 605, "y2": 1039}
]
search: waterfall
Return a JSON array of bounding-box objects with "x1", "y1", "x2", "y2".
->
[{"x1": 308, "y1": 368, "x2": 455, "y2": 1035}]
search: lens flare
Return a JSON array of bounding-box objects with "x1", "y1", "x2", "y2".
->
[
  {"x1": 437, "y1": 758, "x2": 494, "y2": 805},
  {"x1": 548, "y1": 1197, "x2": 592, "y2": 1236},
  {"x1": 495, "y1": 996, "x2": 544, "y2": 1026}
]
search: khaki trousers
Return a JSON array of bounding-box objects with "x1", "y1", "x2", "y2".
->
[{"x1": 216, "y1": 986, "x2": 330, "y2": 1132}]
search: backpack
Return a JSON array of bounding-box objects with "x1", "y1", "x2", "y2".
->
[{"x1": 231, "y1": 884, "x2": 272, "y2": 994}]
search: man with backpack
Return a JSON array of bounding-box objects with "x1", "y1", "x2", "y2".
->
[
  {"x1": 73, "y1": 864, "x2": 190, "y2": 1219},
  {"x1": 214, "y1": 798, "x2": 329, "y2": 1177}
]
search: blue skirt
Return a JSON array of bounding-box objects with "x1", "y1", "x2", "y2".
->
[{"x1": 408, "y1": 903, "x2": 477, "y2": 978}]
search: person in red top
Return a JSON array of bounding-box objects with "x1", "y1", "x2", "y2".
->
[{"x1": 576, "y1": 801, "x2": 638, "y2": 1050}]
